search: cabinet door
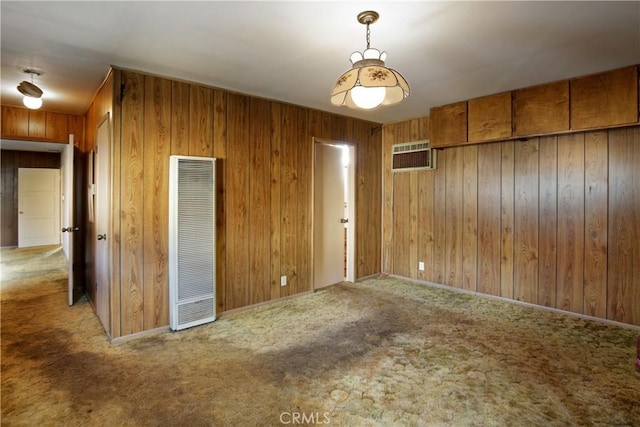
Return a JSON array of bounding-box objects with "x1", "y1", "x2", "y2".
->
[
  {"x1": 1, "y1": 106, "x2": 29, "y2": 138},
  {"x1": 514, "y1": 81, "x2": 569, "y2": 136},
  {"x1": 571, "y1": 66, "x2": 639, "y2": 130},
  {"x1": 430, "y1": 101, "x2": 467, "y2": 148},
  {"x1": 468, "y1": 92, "x2": 512, "y2": 142}
]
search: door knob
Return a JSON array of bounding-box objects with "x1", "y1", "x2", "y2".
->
[
  {"x1": 97, "y1": 234, "x2": 107, "y2": 241},
  {"x1": 340, "y1": 218, "x2": 349, "y2": 224},
  {"x1": 62, "y1": 227, "x2": 80, "y2": 232}
]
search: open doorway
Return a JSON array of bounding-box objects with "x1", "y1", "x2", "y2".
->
[{"x1": 313, "y1": 139, "x2": 356, "y2": 290}]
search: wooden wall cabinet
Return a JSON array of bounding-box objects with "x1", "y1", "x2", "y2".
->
[
  {"x1": 571, "y1": 66, "x2": 639, "y2": 130},
  {"x1": 429, "y1": 101, "x2": 467, "y2": 148},
  {"x1": 468, "y1": 92, "x2": 512, "y2": 142},
  {"x1": 430, "y1": 65, "x2": 639, "y2": 148},
  {"x1": 514, "y1": 81, "x2": 569, "y2": 136},
  {"x1": 1, "y1": 105, "x2": 81, "y2": 143}
]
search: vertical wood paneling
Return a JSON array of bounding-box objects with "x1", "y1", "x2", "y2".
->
[
  {"x1": 120, "y1": 71, "x2": 145, "y2": 335},
  {"x1": 433, "y1": 148, "x2": 447, "y2": 284},
  {"x1": 45, "y1": 112, "x2": 69, "y2": 141},
  {"x1": 608, "y1": 127, "x2": 639, "y2": 324},
  {"x1": 382, "y1": 124, "x2": 395, "y2": 273},
  {"x1": 142, "y1": 76, "x2": 171, "y2": 330},
  {"x1": 1, "y1": 106, "x2": 29, "y2": 137},
  {"x1": 280, "y1": 105, "x2": 298, "y2": 297},
  {"x1": 513, "y1": 140, "x2": 539, "y2": 303},
  {"x1": 445, "y1": 146, "x2": 464, "y2": 287},
  {"x1": 538, "y1": 136, "x2": 558, "y2": 307},
  {"x1": 409, "y1": 171, "x2": 419, "y2": 279},
  {"x1": 188, "y1": 85, "x2": 213, "y2": 157},
  {"x1": 68, "y1": 115, "x2": 85, "y2": 149},
  {"x1": 417, "y1": 169, "x2": 435, "y2": 282},
  {"x1": 296, "y1": 108, "x2": 311, "y2": 294},
  {"x1": 477, "y1": 143, "x2": 502, "y2": 296},
  {"x1": 557, "y1": 133, "x2": 585, "y2": 313},
  {"x1": 462, "y1": 145, "x2": 478, "y2": 291},
  {"x1": 392, "y1": 173, "x2": 411, "y2": 277},
  {"x1": 28, "y1": 110, "x2": 46, "y2": 138},
  {"x1": 500, "y1": 141, "x2": 515, "y2": 299},
  {"x1": 249, "y1": 98, "x2": 271, "y2": 304},
  {"x1": 225, "y1": 93, "x2": 250, "y2": 309},
  {"x1": 213, "y1": 90, "x2": 228, "y2": 159},
  {"x1": 584, "y1": 131, "x2": 608, "y2": 318},
  {"x1": 270, "y1": 103, "x2": 282, "y2": 300},
  {"x1": 170, "y1": 81, "x2": 190, "y2": 156},
  {"x1": 105, "y1": 70, "x2": 119, "y2": 337}
]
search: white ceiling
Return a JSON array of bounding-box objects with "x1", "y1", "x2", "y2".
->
[{"x1": 1, "y1": 1, "x2": 639, "y2": 125}]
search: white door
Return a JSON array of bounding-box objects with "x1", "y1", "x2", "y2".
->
[
  {"x1": 95, "y1": 115, "x2": 111, "y2": 331},
  {"x1": 18, "y1": 168, "x2": 60, "y2": 248},
  {"x1": 314, "y1": 143, "x2": 349, "y2": 289},
  {"x1": 61, "y1": 135, "x2": 77, "y2": 305}
]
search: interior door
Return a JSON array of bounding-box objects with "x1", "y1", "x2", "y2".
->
[
  {"x1": 95, "y1": 114, "x2": 111, "y2": 331},
  {"x1": 18, "y1": 168, "x2": 60, "y2": 247},
  {"x1": 314, "y1": 143, "x2": 346, "y2": 289}
]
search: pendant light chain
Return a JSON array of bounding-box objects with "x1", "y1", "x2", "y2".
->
[{"x1": 366, "y1": 22, "x2": 371, "y2": 49}]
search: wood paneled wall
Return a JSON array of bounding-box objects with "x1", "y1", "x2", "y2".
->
[
  {"x1": 107, "y1": 68, "x2": 381, "y2": 338},
  {"x1": 0, "y1": 150, "x2": 61, "y2": 247},
  {"x1": 384, "y1": 123, "x2": 640, "y2": 326}
]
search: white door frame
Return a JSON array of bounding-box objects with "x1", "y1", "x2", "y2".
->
[{"x1": 95, "y1": 113, "x2": 111, "y2": 331}]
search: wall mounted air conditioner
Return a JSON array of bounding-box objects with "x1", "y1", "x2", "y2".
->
[
  {"x1": 392, "y1": 140, "x2": 437, "y2": 172},
  {"x1": 169, "y1": 156, "x2": 216, "y2": 331}
]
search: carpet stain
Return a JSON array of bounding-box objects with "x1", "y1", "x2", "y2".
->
[{"x1": 2, "y1": 246, "x2": 640, "y2": 426}]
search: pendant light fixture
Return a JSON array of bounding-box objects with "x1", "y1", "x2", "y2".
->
[
  {"x1": 331, "y1": 11, "x2": 410, "y2": 110},
  {"x1": 17, "y1": 69, "x2": 43, "y2": 110}
]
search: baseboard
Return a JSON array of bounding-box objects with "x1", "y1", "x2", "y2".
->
[
  {"x1": 388, "y1": 274, "x2": 640, "y2": 332},
  {"x1": 110, "y1": 326, "x2": 170, "y2": 344},
  {"x1": 219, "y1": 290, "x2": 314, "y2": 318}
]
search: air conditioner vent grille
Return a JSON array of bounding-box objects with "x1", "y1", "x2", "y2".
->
[{"x1": 391, "y1": 140, "x2": 436, "y2": 172}]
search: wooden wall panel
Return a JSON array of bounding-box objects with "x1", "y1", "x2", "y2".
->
[
  {"x1": 142, "y1": 75, "x2": 171, "y2": 330},
  {"x1": 295, "y1": 108, "x2": 310, "y2": 295},
  {"x1": 225, "y1": 93, "x2": 250, "y2": 310},
  {"x1": 170, "y1": 81, "x2": 190, "y2": 156},
  {"x1": 249, "y1": 98, "x2": 272, "y2": 304},
  {"x1": 280, "y1": 104, "x2": 299, "y2": 297},
  {"x1": 513, "y1": 140, "x2": 539, "y2": 303},
  {"x1": 45, "y1": 112, "x2": 69, "y2": 141},
  {"x1": 500, "y1": 141, "x2": 515, "y2": 299},
  {"x1": 119, "y1": 71, "x2": 145, "y2": 335},
  {"x1": 477, "y1": 143, "x2": 501, "y2": 296},
  {"x1": 189, "y1": 85, "x2": 213, "y2": 157},
  {"x1": 382, "y1": 124, "x2": 395, "y2": 273},
  {"x1": 445, "y1": 146, "x2": 463, "y2": 287},
  {"x1": 538, "y1": 136, "x2": 558, "y2": 307},
  {"x1": 608, "y1": 127, "x2": 640, "y2": 325},
  {"x1": 1, "y1": 106, "x2": 28, "y2": 137},
  {"x1": 462, "y1": 145, "x2": 478, "y2": 291},
  {"x1": 556, "y1": 133, "x2": 585, "y2": 313},
  {"x1": 213, "y1": 90, "x2": 228, "y2": 159},
  {"x1": 355, "y1": 120, "x2": 381, "y2": 278},
  {"x1": 433, "y1": 149, "x2": 447, "y2": 284},
  {"x1": 270, "y1": 103, "x2": 282, "y2": 300},
  {"x1": 28, "y1": 110, "x2": 46, "y2": 138},
  {"x1": 392, "y1": 173, "x2": 411, "y2": 277},
  {"x1": 417, "y1": 168, "x2": 435, "y2": 282},
  {"x1": 468, "y1": 92, "x2": 512, "y2": 143},
  {"x1": 584, "y1": 131, "x2": 608, "y2": 318}
]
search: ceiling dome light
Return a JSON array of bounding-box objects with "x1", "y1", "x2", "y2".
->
[
  {"x1": 331, "y1": 11, "x2": 410, "y2": 110},
  {"x1": 17, "y1": 69, "x2": 44, "y2": 110}
]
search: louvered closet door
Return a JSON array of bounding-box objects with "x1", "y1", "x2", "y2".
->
[{"x1": 169, "y1": 156, "x2": 216, "y2": 331}]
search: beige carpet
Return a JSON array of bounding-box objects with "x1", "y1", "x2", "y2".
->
[{"x1": 2, "y1": 245, "x2": 639, "y2": 426}]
